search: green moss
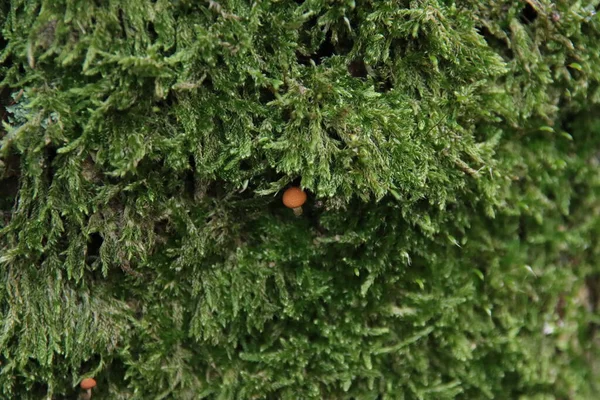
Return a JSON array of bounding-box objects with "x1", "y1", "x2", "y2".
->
[{"x1": 1, "y1": 0, "x2": 599, "y2": 398}]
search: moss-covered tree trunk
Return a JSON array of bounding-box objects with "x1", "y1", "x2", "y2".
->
[{"x1": 1, "y1": 0, "x2": 600, "y2": 399}]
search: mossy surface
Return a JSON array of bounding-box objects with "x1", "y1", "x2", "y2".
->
[{"x1": 1, "y1": 1, "x2": 600, "y2": 398}]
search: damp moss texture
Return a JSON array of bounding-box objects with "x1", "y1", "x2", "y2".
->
[{"x1": 1, "y1": 0, "x2": 600, "y2": 399}]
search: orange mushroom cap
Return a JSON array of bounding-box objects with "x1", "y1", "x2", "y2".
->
[
  {"x1": 282, "y1": 187, "x2": 307, "y2": 209},
  {"x1": 80, "y1": 378, "x2": 97, "y2": 390}
]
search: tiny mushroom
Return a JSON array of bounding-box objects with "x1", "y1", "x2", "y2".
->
[
  {"x1": 80, "y1": 378, "x2": 97, "y2": 399},
  {"x1": 282, "y1": 187, "x2": 307, "y2": 216}
]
